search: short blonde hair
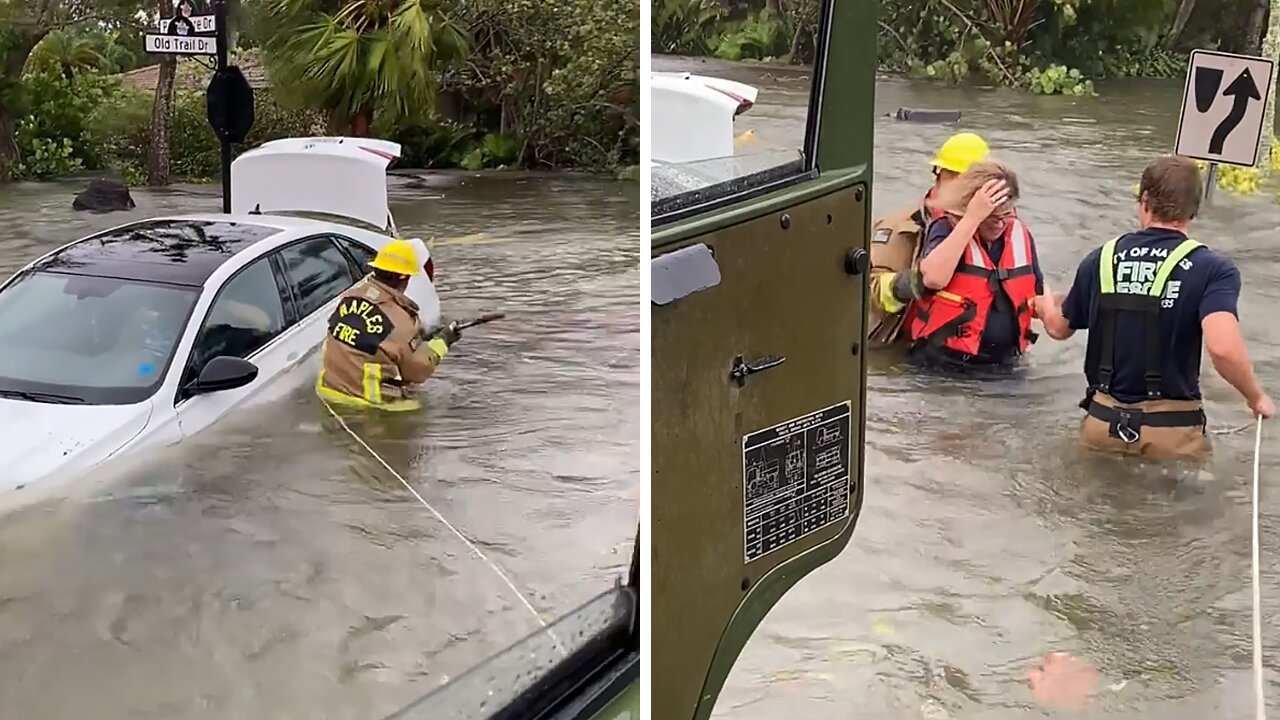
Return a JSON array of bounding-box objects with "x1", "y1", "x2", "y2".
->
[{"x1": 935, "y1": 160, "x2": 1021, "y2": 217}]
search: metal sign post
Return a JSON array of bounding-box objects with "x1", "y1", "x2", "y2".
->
[
  {"x1": 1174, "y1": 49, "x2": 1276, "y2": 206},
  {"x1": 213, "y1": 0, "x2": 230, "y2": 212},
  {"x1": 143, "y1": 0, "x2": 254, "y2": 214}
]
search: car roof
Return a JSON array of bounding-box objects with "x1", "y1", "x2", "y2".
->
[
  {"x1": 28, "y1": 213, "x2": 391, "y2": 289},
  {"x1": 30, "y1": 218, "x2": 285, "y2": 288}
]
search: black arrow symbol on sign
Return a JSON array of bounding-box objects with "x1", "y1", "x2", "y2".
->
[{"x1": 1209, "y1": 67, "x2": 1262, "y2": 154}]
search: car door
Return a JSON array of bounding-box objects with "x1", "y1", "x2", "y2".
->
[
  {"x1": 274, "y1": 234, "x2": 362, "y2": 348},
  {"x1": 173, "y1": 253, "x2": 297, "y2": 437},
  {"x1": 174, "y1": 236, "x2": 359, "y2": 437}
]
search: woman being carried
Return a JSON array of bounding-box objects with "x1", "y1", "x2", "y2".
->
[{"x1": 907, "y1": 160, "x2": 1045, "y2": 370}]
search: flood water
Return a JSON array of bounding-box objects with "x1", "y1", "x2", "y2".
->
[
  {"x1": 0, "y1": 172, "x2": 639, "y2": 718},
  {"x1": 656, "y1": 56, "x2": 1280, "y2": 719}
]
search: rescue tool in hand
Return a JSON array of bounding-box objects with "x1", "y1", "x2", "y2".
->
[{"x1": 419, "y1": 312, "x2": 506, "y2": 341}]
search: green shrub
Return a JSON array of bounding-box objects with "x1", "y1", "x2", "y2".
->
[{"x1": 11, "y1": 69, "x2": 121, "y2": 178}]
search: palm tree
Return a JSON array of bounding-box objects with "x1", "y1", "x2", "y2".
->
[
  {"x1": 263, "y1": 0, "x2": 468, "y2": 136},
  {"x1": 26, "y1": 30, "x2": 107, "y2": 81}
]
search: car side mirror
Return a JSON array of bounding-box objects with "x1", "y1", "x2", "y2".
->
[{"x1": 185, "y1": 356, "x2": 258, "y2": 396}]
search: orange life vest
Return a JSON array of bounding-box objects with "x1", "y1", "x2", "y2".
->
[{"x1": 908, "y1": 217, "x2": 1038, "y2": 357}]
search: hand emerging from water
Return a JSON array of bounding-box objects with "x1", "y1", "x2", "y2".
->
[
  {"x1": 1027, "y1": 652, "x2": 1099, "y2": 711},
  {"x1": 966, "y1": 179, "x2": 1011, "y2": 222}
]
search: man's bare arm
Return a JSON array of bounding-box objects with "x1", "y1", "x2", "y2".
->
[
  {"x1": 1202, "y1": 311, "x2": 1266, "y2": 408},
  {"x1": 1035, "y1": 288, "x2": 1073, "y2": 340}
]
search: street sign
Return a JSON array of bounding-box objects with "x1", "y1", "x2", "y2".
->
[
  {"x1": 156, "y1": 14, "x2": 216, "y2": 33},
  {"x1": 1175, "y1": 49, "x2": 1276, "y2": 167},
  {"x1": 144, "y1": 33, "x2": 217, "y2": 55},
  {"x1": 207, "y1": 67, "x2": 255, "y2": 144}
]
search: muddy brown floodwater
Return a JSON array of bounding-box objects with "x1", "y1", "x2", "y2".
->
[
  {"x1": 0, "y1": 171, "x2": 639, "y2": 719},
  {"x1": 656, "y1": 55, "x2": 1280, "y2": 719}
]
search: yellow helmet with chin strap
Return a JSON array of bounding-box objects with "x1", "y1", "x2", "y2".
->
[
  {"x1": 931, "y1": 132, "x2": 990, "y2": 174},
  {"x1": 369, "y1": 239, "x2": 420, "y2": 277}
]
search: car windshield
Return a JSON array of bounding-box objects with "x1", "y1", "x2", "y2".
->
[{"x1": 0, "y1": 271, "x2": 199, "y2": 405}]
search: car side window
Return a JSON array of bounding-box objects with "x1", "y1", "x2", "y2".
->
[
  {"x1": 278, "y1": 236, "x2": 358, "y2": 319},
  {"x1": 187, "y1": 258, "x2": 287, "y2": 377},
  {"x1": 337, "y1": 236, "x2": 376, "y2": 275}
]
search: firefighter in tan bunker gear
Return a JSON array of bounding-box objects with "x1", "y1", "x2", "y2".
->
[
  {"x1": 316, "y1": 239, "x2": 461, "y2": 411},
  {"x1": 868, "y1": 132, "x2": 991, "y2": 346}
]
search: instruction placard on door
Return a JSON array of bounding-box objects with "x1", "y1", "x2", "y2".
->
[
  {"x1": 742, "y1": 401, "x2": 851, "y2": 563},
  {"x1": 1175, "y1": 49, "x2": 1275, "y2": 167}
]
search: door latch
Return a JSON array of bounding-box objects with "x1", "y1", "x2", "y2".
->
[{"x1": 730, "y1": 354, "x2": 786, "y2": 387}]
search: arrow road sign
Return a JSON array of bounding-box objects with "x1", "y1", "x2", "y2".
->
[
  {"x1": 144, "y1": 33, "x2": 216, "y2": 55},
  {"x1": 1175, "y1": 49, "x2": 1276, "y2": 167}
]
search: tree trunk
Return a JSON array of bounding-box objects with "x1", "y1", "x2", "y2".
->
[
  {"x1": 147, "y1": 0, "x2": 177, "y2": 186},
  {"x1": 0, "y1": 28, "x2": 50, "y2": 182},
  {"x1": 0, "y1": 105, "x2": 19, "y2": 182},
  {"x1": 1164, "y1": 0, "x2": 1198, "y2": 50},
  {"x1": 1243, "y1": 0, "x2": 1270, "y2": 55},
  {"x1": 348, "y1": 110, "x2": 372, "y2": 137},
  {"x1": 146, "y1": 55, "x2": 177, "y2": 185},
  {"x1": 1258, "y1": 0, "x2": 1280, "y2": 176}
]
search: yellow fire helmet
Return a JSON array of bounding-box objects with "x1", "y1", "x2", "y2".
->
[
  {"x1": 369, "y1": 238, "x2": 420, "y2": 277},
  {"x1": 931, "y1": 132, "x2": 990, "y2": 174}
]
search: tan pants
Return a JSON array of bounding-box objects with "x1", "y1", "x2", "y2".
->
[{"x1": 1079, "y1": 392, "x2": 1210, "y2": 461}]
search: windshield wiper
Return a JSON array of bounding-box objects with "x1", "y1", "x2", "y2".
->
[{"x1": 0, "y1": 389, "x2": 86, "y2": 404}]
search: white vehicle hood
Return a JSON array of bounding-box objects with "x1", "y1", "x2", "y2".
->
[{"x1": 0, "y1": 397, "x2": 152, "y2": 493}]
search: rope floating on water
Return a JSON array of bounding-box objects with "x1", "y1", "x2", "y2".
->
[
  {"x1": 319, "y1": 397, "x2": 548, "y2": 631},
  {"x1": 1253, "y1": 416, "x2": 1267, "y2": 720}
]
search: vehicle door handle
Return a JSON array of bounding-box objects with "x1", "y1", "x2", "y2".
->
[
  {"x1": 287, "y1": 352, "x2": 299, "y2": 362},
  {"x1": 730, "y1": 354, "x2": 786, "y2": 387}
]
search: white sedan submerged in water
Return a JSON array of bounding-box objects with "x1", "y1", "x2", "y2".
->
[{"x1": 0, "y1": 137, "x2": 441, "y2": 493}]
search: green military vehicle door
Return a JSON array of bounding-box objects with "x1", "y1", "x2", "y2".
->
[{"x1": 650, "y1": 0, "x2": 875, "y2": 716}]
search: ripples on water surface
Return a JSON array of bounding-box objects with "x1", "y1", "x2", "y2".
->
[
  {"x1": 653, "y1": 56, "x2": 1280, "y2": 719},
  {"x1": 0, "y1": 172, "x2": 639, "y2": 718}
]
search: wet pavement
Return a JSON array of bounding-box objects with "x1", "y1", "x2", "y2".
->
[
  {"x1": 656, "y1": 55, "x2": 1280, "y2": 719},
  {"x1": 0, "y1": 172, "x2": 639, "y2": 718}
]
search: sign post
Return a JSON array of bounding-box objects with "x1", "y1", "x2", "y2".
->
[
  {"x1": 144, "y1": 0, "x2": 254, "y2": 213},
  {"x1": 1175, "y1": 49, "x2": 1276, "y2": 205},
  {"x1": 213, "y1": 0, "x2": 230, "y2": 212}
]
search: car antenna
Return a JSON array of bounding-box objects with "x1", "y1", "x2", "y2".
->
[{"x1": 249, "y1": 203, "x2": 262, "y2": 215}]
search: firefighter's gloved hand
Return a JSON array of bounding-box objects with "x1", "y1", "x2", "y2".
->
[
  {"x1": 423, "y1": 322, "x2": 462, "y2": 361},
  {"x1": 437, "y1": 321, "x2": 462, "y2": 346}
]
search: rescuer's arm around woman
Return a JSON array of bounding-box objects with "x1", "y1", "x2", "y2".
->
[{"x1": 918, "y1": 178, "x2": 1010, "y2": 290}]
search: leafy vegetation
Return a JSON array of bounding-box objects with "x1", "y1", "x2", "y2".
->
[
  {"x1": 261, "y1": 0, "x2": 469, "y2": 136},
  {"x1": 2, "y1": 0, "x2": 638, "y2": 182},
  {"x1": 654, "y1": 0, "x2": 1271, "y2": 96}
]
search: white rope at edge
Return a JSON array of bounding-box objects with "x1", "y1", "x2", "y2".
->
[
  {"x1": 320, "y1": 398, "x2": 548, "y2": 631},
  {"x1": 1253, "y1": 416, "x2": 1267, "y2": 720}
]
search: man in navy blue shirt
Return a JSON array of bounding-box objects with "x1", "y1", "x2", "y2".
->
[{"x1": 1036, "y1": 155, "x2": 1273, "y2": 460}]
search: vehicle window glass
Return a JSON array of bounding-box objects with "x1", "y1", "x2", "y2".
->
[
  {"x1": 188, "y1": 259, "x2": 286, "y2": 374},
  {"x1": 337, "y1": 236, "x2": 376, "y2": 275},
  {"x1": 652, "y1": 2, "x2": 823, "y2": 218},
  {"x1": 383, "y1": 587, "x2": 636, "y2": 719},
  {"x1": 0, "y1": 272, "x2": 198, "y2": 404},
  {"x1": 278, "y1": 237, "x2": 357, "y2": 318}
]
